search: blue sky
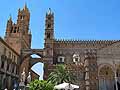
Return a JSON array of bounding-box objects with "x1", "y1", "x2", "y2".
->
[{"x1": 0, "y1": 0, "x2": 120, "y2": 79}]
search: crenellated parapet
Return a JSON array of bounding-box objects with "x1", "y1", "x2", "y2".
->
[
  {"x1": 54, "y1": 39, "x2": 120, "y2": 49},
  {"x1": 55, "y1": 39, "x2": 119, "y2": 44}
]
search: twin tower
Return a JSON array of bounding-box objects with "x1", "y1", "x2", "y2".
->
[{"x1": 4, "y1": 5, "x2": 54, "y2": 55}]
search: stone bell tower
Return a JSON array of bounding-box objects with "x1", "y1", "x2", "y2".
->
[
  {"x1": 44, "y1": 8, "x2": 54, "y2": 64},
  {"x1": 4, "y1": 4, "x2": 31, "y2": 54},
  {"x1": 4, "y1": 5, "x2": 32, "y2": 83},
  {"x1": 43, "y1": 8, "x2": 54, "y2": 79}
]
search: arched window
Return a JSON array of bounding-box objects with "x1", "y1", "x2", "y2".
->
[
  {"x1": 1, "y1": 61, "x2": 4, "y2": 69},
  {"x1": 47, "y1": 24, "x2": 51, "y2": 28},
  {"x1": 7, "y1": 64, "x2": 9, "y2": 71},
  {"x1": 13, "y1": 27, "x2": 17, "y2": 33},
  {"x1": 12, "y1": 65, "x2": 14, "y2": 73},
  {"x1": 57, "y1": 56, "x2": 65, "y2": 63},
  {"x1": 48, "y1": 17, "x2": 51, "y2": 20},
  {"x1": 47, "y1": 33, "x2": 50, "y2": 39},
  {"x1": 17, "y1": 27, "x2": 19, "y2": 32},
  {"x1": 99, "y1": 65, "x2": 114, "y2": 90}
]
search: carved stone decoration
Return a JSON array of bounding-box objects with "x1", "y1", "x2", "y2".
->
[
  {"x1": 73, "y1": 53, "x2": 80, "y2": 63},
  {"x1": 85, "y1": 71, "x2": 89, "y2": 80},
  {"x1": 27, "y1": 72, "x2": 31, "y2": 84},
  {"x1": 20, "y1": 67, "x2": 26, "y2": 83}
]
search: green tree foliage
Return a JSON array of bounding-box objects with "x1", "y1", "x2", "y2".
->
[
  {"x1": 29, "y1": 80, "x2": 54, "y2": 90},
  {"x1": 48, "y1": 64, "x2": 75, "y2": 85}
]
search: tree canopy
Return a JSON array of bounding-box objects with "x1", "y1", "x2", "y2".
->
[
  {"x1": 29, "y1": 80, "x2": 54, "y2": 90},
  {"x1": 48, "y1": 64, "x2": 75, "y2": 85}
]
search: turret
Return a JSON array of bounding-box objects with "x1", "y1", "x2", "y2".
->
[
  {"x1": 43, "y1": 8, "x2": 54, "y2": 64},
  {"x1": 5, "y1": 15, "x2": 13, "y2": 36},
  {"x1": 17, "y1": 4, "x2": 30, "y2": 35},
  {"x1": 44, "y1": 8, "x2": 54, "y2": 48}
]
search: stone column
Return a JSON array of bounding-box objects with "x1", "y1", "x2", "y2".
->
[
  {"x1": 0, "y1": 73, "x2": 2, "y2": 89},
  {"x1": 84, "y1": 50, "x2": 90, "y2": 90},
  {"x1": 1, "y1": 73, "x2": 7, "y2": 89},
  {"x1": 8, "y1": 75, "x2": 11, "y2": 89}
]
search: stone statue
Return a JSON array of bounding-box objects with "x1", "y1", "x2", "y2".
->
[
  {"x1": 27, "y1": 72, "x2": 31, "y2": 84},
  {"x1": 20, "y1": 67, "x2": 26, "y2": 83}
]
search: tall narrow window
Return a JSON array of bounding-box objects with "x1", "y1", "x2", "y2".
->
[
  {"x1": 3, "y1": 48, "x2": 6, "y2": 56},
  {"x1": 47, "y1": 33, "x2": 50, "y2": 39},
  {"x1": 48, "y1": 17, "x2": 51, "y2": 20},
  {"x1": 15, "y1": 57, "x2": 17, "y2": 64},
  {"x1": 58, "y1": 56, "x2": 65, "y2": 63},
  {"x1": 47, "y1": 24, "x2": 51, "y2": 28},
  {"x1": 1, "y1": 61, "x2": 4, "y2": 68},
  {"x1": 8, "y1": 51, "x2": 11, "y2": 58},
  {"x1": 12, "y1": 66, "x2": 14, "y2": 73},
  {"x1": 13, "y1": 55, "x2": 16, "y2": 62},
  {"x1": 7, "y1": 64, "x2": 9, "y2": 71}
]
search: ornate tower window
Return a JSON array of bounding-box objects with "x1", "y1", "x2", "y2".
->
[
  {"x1": 48, "y1": 17, "x2": 51, "y2": 20},
  {"x1": 58, "y1": 56, "x2": 65, "y2": 63},
  {"x1": 20, "y1": 16, "x2": 24, "y2": 20},
  {"x1": 17, "y1": 27, "x2": 19, "y2": 32},
  {"x1": 47, "y1": 24, "x2": 51, "y2": 28},
  {"x1": 47, "y1": 33, "x2": 50, "y2": 39},
  {"x1": 13, "y1": 27, "x2": 17, "y2": 33}
]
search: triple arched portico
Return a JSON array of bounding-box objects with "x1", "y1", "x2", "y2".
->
[{"x1": 98, "y1": 63, "x2": 120, "y2": 90}]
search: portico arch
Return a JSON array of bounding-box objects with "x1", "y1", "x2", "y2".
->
[
  {"x1": 98, "y1": 64, "x2": 114, "y2": 90},
  {"x1": 20, "y1": 49, "x2": 44, "y2": 67},
  {"x1": 19, "y1": 49, "x2": 48, "y2": 81},
  {"x1": 21, "y1": 53, "x2": 43, "y2": 63}
]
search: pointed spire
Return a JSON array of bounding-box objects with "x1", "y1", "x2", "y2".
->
[
  {"x1": 23, "y1": 3, "x2": 29, "y2": 12},
  {"x1": 47, "y1": 8, "x2": 53, "y2": 15},
  {"x1": 6, "y1": 14, "x2": 13, "y2": 33},
  {"x1": 48, "y1": 8, "x2": 51, "y2": 14},
  {"x1": 18, "y1": 8, "x2": 21, "y2": 12},
  {"x1": 9, "y1": 14, "x2": 12, "y2": 21},
  {"x1": 8, "y1": 14, "x2": 12, "y2": 23},
  {"x1": 24, "y1": 3, "x2": 27, "y2": 10}
]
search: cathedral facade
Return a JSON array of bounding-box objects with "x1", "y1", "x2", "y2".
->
[{"x1": 1, "y1": 5, "x2": 120, "y2": 90}]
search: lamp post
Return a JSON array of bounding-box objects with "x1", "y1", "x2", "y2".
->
[{"x1": 113, "y1": 61, "x2": 118, "y2": 90}]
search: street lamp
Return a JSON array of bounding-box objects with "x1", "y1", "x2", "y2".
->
[{"x1": 113, "y1": 61, "x2": 118, "y2": 90}]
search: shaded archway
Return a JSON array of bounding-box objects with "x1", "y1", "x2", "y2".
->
[{"x1": 98, "y1": 64, "x2": 114, "y2": 90}]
